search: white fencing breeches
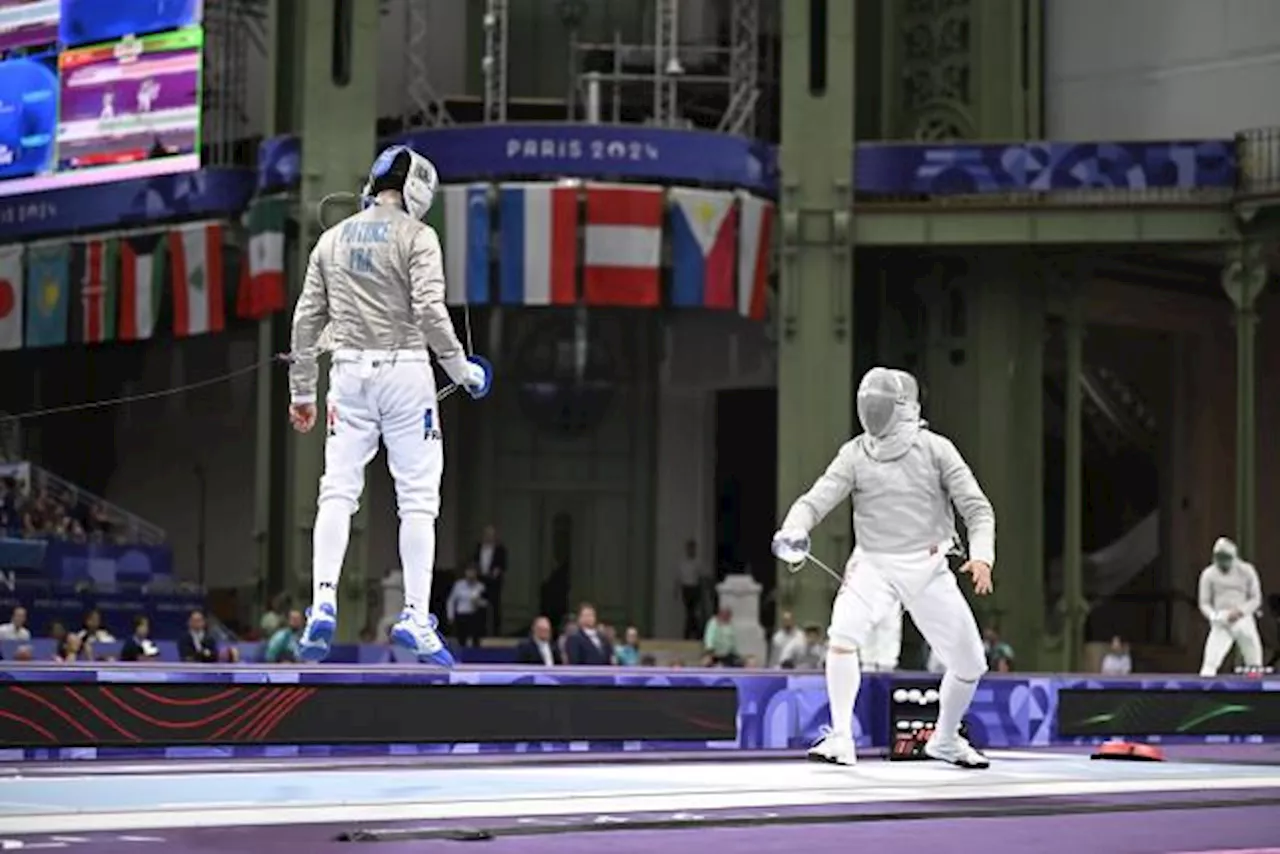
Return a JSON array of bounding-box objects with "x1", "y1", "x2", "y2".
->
[
  {"x1": 320, "y1": 351, "x2": 443, "y2": 519},
  {"x1": 1199, "y1": 615, "x2": 1263, "y2": 676},
  {"x1": 829, "y1": 546, "x2": 987, "y2": 681},
  {"x1": 860, "y1": 602, "x2": 903, "y2": 671}
]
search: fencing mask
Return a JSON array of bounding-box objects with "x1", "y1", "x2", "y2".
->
[
  {"x1": 361, "y1": 145, "x2": 439, "y2": 221},
  {"x1": 856, "y1": 367, "x2": 917, "y2": 438},
  {"x1": 1212, "y1": 536, "x2": 1238, "y2": 571}
]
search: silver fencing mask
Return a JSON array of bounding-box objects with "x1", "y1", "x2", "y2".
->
[{"x1": 857, "y1": 367, "x2": 910, "y2": 438}]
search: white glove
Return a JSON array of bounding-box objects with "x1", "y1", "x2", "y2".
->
[
  {"x1": 461, "y1": 360, "x2": 487, "y2": 392},
  {"x1": 771, "y1": 528, "x2": 811, "y2": 564}
]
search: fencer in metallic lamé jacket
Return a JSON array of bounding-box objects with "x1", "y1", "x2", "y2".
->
[{"x1": 288, "y1": 203, "x2": 471, "y2": 404}]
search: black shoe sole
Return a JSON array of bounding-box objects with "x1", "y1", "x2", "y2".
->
[{"x1": 807, "y1": 752, "x2": 854, "y2": 766}]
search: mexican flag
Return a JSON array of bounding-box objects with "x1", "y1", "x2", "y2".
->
[
  {"x1": 240, "y1": 196, "x2": 287, "y2": 319},
  {"x1": 80, "y1": 238, "x2": 119, "y2": 344},
  {"x1": 119, "y1": 233, "x2": 167, "y2": 341},
  {"x1": 169, "y1": 222, "x2": 225, "y2": 336}
]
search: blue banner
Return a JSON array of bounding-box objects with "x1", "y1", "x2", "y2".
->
[
  {"x1": 855, "y1": 139, "x2": 1236, "y2": 194},
  {"x1": 0, "y1": 168, "x2": 256, "y2": 242},
  {"x1": 257, "y1": 126, "x2": 777, "y2": 195}
]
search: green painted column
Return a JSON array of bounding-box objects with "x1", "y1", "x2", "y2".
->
[
  {"x1": 255, "y1": 0, "x2": 379, "y2": 638},
  {"x1": 1062, "y1": 285, "x2": 1086, "y2": 671},
  {"x1": 881, "y1": 0, "x2": 1041, "y2": 140},
  {"x1": 1222, "y1": 241, "x2": 1266, "y2": 560},
  {"x1": 776, "y1": 0, "x2": 856, "y2": 627}
]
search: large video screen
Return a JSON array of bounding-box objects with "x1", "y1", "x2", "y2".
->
[{"x1": 0, "y1": 0, "x2": 203, "y2": 199}]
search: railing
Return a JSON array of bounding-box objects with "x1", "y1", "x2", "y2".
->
[
  {"x1": 23, "y1": 463, "x2": 166, "y2": 545},
  {"x1": 1235, "y1": 127, "x2": 1280, "y2": 197}
]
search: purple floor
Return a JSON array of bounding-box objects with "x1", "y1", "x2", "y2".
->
[{"x1": 12, "y1": 804, "x2": 1280, "y2": 853}]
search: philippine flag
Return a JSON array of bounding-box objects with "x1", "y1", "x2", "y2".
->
[
  {"x1": 498, "y1": 182, "x2": 578, "y2": 306},
  {"x1": 669, "y1": 187, "x2": 737, "y2": 309},
  {"x1": 736, "y1": 192, "x2": 774, "y2": 321},
  {"x1": 583, "y1": 183, "x2": 663, "y2": 307}
]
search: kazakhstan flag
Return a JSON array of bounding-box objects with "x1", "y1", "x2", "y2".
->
[{"x1": 24, "y1": 242, "x2": 70, "y2": 348}]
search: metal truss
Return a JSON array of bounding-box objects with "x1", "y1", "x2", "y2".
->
[
  {"x1": 718, "y1": 0, "x2": 760, "y2": 135},
  {"x1": 405, "y1": 0, "x2": 455, "y2": 127},
  {"x1": 653, "y1": 0, "x2": 680, "y2": 126},
  {"x1": 482, "y1": 0, "x2": 509, "y2": 123},
  {"x1": 202, "y1": 0, "x2": 264, "y2": 166}
]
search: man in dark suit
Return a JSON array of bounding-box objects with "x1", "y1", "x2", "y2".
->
[
  {"x1": 515, "y1": 616, "x2": 561, "y2": 666},
  {"x1": 178, "y1": 609, "x2": 219, "y2": 663},
  {"x1": 473, "y1": 524, "x2": 508, "y2": 636},
  {"x1": 565, "y1": 603, "x2": 613, "y2": 666}
]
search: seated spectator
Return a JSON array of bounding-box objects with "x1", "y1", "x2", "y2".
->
[
  {"x1": 639, "y1": 654, "x2": 657, "y2": 666},
  {"x1": 779, "y1": 624, "x2": 826, "y2": 670},
  {"x1": 565, "y1": 603, "x2": 613, "y2": 666},
  {"x1": 515, "y1": 616, "x2": 561, "y2": 666},
  {"x1": 57, "y1": 632, "x2": 92, "y2": 662},
  {"x1": 179, "y1": 610, "x2": 220, "y2": 663},
  {"x1": 703, "y1": 607, "x2": 741, "y2": 666},
  {"x1": 770, "y1": 611, "x2": 803, "y2": 668},
  {"x1": 0, "y1": 606, "x2": 30, "y2": 641},
  {"x1": 12, "y1": 645, "x2": 32, "y2": 662},
  {"x1": 77, "y1": 609, "x2": 115, "y2": 645},
  {"x1": 264, "y1": 609, "x2": 305, "y2": 663},
  {"x1": 556, "y1": 615, "x2": 577, "y2": 664},
  {"x1": 983, "y1": 627, "x2": 1014, "y2": 672},
  {"x1": 615, "y1": 626, "x2": 641, "y2": 666},
  {"x1": 120, "y1": 616, "x2": 160, "y2": 662},
  {"x1": 446, "y1": 565, "x2": 487, "y2": 648},
  {"x1": 260, "y1": 593, "x2": 288, "y2": 639},
  {"x1": 1100, "y1": 635, "x2": 1132, "y2": 675}
]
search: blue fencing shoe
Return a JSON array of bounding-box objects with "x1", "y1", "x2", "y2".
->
[
  {"x1": 299, "y1": 603, "x2": 337, "y2": 662},
  {"x1": 390, "y1": 610, "x2": 456, "y2": 668}
]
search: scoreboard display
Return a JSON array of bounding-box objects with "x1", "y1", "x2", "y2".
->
[
  {"x1": 0, "y1": 0, "x2": 203, "y2": 199},
  {"x1": 887, "y1": 677, "x2": 976, "y2": 760}
]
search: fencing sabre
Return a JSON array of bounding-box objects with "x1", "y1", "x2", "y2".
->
[{"x1": 785, "y1": 551, "x2": 843, "y2": 585}]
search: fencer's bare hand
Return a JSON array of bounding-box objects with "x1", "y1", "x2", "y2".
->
[
  {"x1": 289, "y1": 403, "x2": 316, "y2": 433},
  {"x1": 962, "y1": 560, "x2": 993, "y2": 596}
]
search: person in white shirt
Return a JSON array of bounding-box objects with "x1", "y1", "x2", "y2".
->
[
  {"x1": 1100, "y1": 635, "x2": 1132, "y2": 675},
  {"x1": 780, "y1": 624, "x2": 827, "y2": 670},
  {"x1": 770, "y1": 610, "x2": 804, "y2": 667},
  {"x1": 0, "y1": 606, "x2": 31, "y2": 641},
  {"x1": 446, "y1": 565, "x2": 487, "y2": 648},
  {"x1": 1199, "y1": 537, "x2": 1264, "y2": 676}
]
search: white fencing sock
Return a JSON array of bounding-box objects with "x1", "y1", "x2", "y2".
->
[
  {"x1": 826, "y1": 648, "x2": 862, "y2": 737},
  {"x1": 936, "y1": 671, "x2": 979, "y2": 740},
  {"x1": 400, "y1": 513, "x2": 436, "y2": 623},
  {"x1": 311, "y1": 501, "x2": 352, "y2": 611}
]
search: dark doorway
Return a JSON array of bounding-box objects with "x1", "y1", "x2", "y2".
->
[{"x1": 713, "y1": 388, "x2": 778, "y2": 626}]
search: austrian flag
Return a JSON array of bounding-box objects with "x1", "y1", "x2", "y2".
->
[{"x1": 583, "y1": 183, "x2": 663, "y2": 307}]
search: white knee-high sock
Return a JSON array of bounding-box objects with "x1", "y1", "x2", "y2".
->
[
  {"x1": 400, "y1": 513, "x2": 436, "y2": 621},
  {"x1": 826, "y1": 649, "x2": 862, "y2": 737},
  {"x1": 936, "y1": 671, "x2": 979, "y2": 740},
  {"x1": 312, "y1": 501, "x2": 353, "y2": 610}
]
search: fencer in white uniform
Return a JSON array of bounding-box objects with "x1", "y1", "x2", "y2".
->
[
  {"x1": 773, "y1": 367, "x2": 994, "y2": 768},
  {"x1": 1198, "y1": 537, "x2": 1264, "y2": 676},
  {"x1": 289, "y1": 145, "x2": 489, "y2": 667},
  {"x1": 860, "y1": 602, "x2": 903, "y2": 672}
]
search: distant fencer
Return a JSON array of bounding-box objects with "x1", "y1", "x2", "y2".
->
[
  {"x1": 773, "y1": 367, "x2": 994, "y2": 769},
  {"x1": 289, "y1": 145, "x2": 491, "y2": 667},
  {"x1": 1198, "y1": 537, "x2": 1263, "y2": 676}
]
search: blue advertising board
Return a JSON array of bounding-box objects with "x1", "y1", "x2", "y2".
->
[{"x1": 0, "y1": 167, "x2": 254, "y2": 242}]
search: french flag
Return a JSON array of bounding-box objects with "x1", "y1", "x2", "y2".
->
[
  {"x1": 499, "y1": 182, "x2": 578, "y2": 306},
  {"x1": 583, "y1": 183, "x2": 663, "y2": 307},
  {"x1": 737, "y1": 192, "x2": 774, "y2": 321},
  {"x1": 669, "y1": 188, "x2": 737, "y2": 309}
]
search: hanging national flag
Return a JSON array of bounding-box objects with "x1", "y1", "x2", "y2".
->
[
  {"x1": 79, "y1": 238, "x2": 119, "y2": 344},
  {"x1": 669, "y1": 187, "x2": 737, "y2": 309},
  {"x1": 119, "y1": 233, "x2": 167, "y2": 341},
  {"x1": 0, "y1": 245, "x2": 24, "y2": 351},
  {"x1": 242, "y1": 195, "x2": 287, "y2": 319},
  {"x1": 582, "y1": 183, "x2": 663, "y2": 307},
  {"x1": 169, "y1": 222, "x2": 226, "y2": 337},
  {"x1": 498, "y1": 182, "x2": 577, "y2": 306},
  {"x1": 24, "y1": 242, "x2": 70, "y2": 348},
  {"x1": 426, "y1": 184, "x2": 491, "y2": 306},
  {"x1": 736, "y1": 193, "x2": 774, "y2": 321}
]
